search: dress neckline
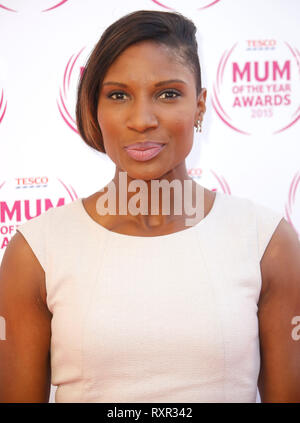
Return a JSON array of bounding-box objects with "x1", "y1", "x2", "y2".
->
[{"x1": 77, "y1": 190, "x2": 221, "y2": 239}]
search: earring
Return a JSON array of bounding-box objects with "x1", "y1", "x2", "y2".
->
[{"x1": 195, "y1": 119, "x2": 202, "y2": 133}]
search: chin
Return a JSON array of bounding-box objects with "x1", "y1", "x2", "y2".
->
[
  {"x1": 126, "y1": 170, "x2": 162, "y2": 182},
  {"x1": 122, "y1": 164, "x2": 170, "y2": 181}
]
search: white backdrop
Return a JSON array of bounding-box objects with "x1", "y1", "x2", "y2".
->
[{"x1": 0, "y1": 0, "x2": 299, "y2": 403}]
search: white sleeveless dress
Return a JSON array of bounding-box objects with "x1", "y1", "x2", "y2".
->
[{"x1": 16, "y1": 191, "x2": 284, "y2": 403}]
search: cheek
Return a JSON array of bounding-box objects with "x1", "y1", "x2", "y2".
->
[
  {"x1": 171, "y1": 114, "x2": 195, "y2": 151},
  {"x1": 98, "y1": 109, "x2": 114, "y2": 137},
  {"x1": 97, "y1": 109, "x2": 119, "y2": 156}
]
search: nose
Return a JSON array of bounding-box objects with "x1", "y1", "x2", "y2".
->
[{"x1": 126, "y1": 97, "x2": 159, "y2": 133}]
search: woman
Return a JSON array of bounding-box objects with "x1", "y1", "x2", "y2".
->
[{"x1": 0, "y1": 10, "x2": 299, "y2": 403}]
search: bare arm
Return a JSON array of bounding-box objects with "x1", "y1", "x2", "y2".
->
[
  {"x1": 0, "y1": 232, "x2": 52, "y2": 403},
  {"x1": 258, "y1": 218, "x2": 300, "y2": 402}
]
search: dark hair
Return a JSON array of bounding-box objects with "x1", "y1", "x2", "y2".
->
[{"x1": 76, "y1": 10, "x2": 202, "y2": 153}]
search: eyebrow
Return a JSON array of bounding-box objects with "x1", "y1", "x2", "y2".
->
[{"x1": 102, "y1": 79, "x2": 187, "y2": 87}]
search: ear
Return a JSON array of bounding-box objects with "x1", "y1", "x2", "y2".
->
[
  {"x1": 197, "y1": 88, "x2": 207, "y2": 120},
  {"x1": 195, "y1": 88, "x2": 207, "y2": 124}
]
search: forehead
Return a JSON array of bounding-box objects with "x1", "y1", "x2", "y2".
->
[{"x1": 103, "y1": 41, "x2": 194, "y2": 84}]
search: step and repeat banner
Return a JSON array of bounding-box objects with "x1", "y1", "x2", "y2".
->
[
  {"x1": 0, "y1": 0, "x2": 299, "y2": 402},
  {"x1": 0, "y1": 0, "x2": 299, "y2": 254}
]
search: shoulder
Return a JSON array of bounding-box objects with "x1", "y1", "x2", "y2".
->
[
  {"x1": 247, "y1": 196, "x2": 300, "y2": 300},
  {"x1": 0, "y1": 231, "x2": 52, "y2": 402},
  {"x1": 16, "y1": 199, "x2": 81, "y2": 253},
  {"x1": 3, "y1": 201, "x2": 81, "y2": 307},
  {"x1": 260, "y1": 217, "x2": 300, "y2": 302},
  {"x1": 1, "y1": 230, "x2": 47, "y2": 310},
  {"x1": 257, "y1": 218, "x2": 300, "y2": 401},
  {"x1": 216, "y1": 193, "x2": 283, "y2": 233},
  {"x1": 17, "y1": 199, "x2": 80, "y2": 230},
  {"x1": 10, "y1": 200, "x2": 82, "y2": 303},
  {"x1": 214, "y1": 193, "x2": 299, "y2": 303}
]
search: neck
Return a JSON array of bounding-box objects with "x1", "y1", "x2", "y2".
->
[{"x1": 105, "y1": 162, "x2": 204, "y2": 229}]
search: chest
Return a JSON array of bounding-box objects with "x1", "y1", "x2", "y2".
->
[{"x1": 49, "y1": 232, "x2": 261, "y2": 376}]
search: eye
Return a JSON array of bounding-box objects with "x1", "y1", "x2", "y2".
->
[
  {"x1": 159, "y1": 90, "x2": 181, "y2": 100},
  {"x1": 107, "y1": 91, "x2": 129, "y2": 101}
]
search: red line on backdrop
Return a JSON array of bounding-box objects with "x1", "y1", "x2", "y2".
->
[
  {"x1": 151, "y1": 1, "x2": 172, "y2": 10},
  {"x1": 221, "y1": 43, "x2": 237, "y2": 84},
  {"x1": 211, "y1": 97, "x2": 250, "y2": 135},
  {"x1": 292, "y1": 173, "x2": 300, "y2": 205},
  {"x1": 213, "y1": 85, "x2": 231, "y2": 121},
  {"x1": 285, "y1": 42, "x2": 300, "y2": 76},
  {"x1": 273, "y1": 113, "x2": 300, "y2": 135},
  {"x1": 63, "y1": 55, "x2": 74, "y2": 98},
  {"x1": 216, "y1": 49, "x2": 227, "y2": 91},
  {"x1": 198, "y1": 0, "x2": 221, "y2": 10},
  {"x1": 68, "y1": 48, "x2": 85, "y2": 90},
  {"x1": 292, "y1": 106, "x2": 300, "y2": 118},
  {"x1": 69, "y1": 185, "x2": 78, "y2": 199},
  {"x1": 210, "y1": 169, "x2": 227, "y2": 194},
  {"x1": 221, "y1": 176, "x2": 231, "y2": 195},
  {"x1": 0, "y1": 89, "x2": 3, "y2": 110},
  {"x1": 57, "y1": 100, "x2": 78, "y2": 134},
  {"x1": 42, "y1": 0, "x2": 69, "y2": 13},
  {"x1": 272, "y1": 42, "x2": 300, "y2": 133},
  {"x1": 0, "y1": 4, "x2": 17, "y2": 12},
  {"x1": 59, "y1": 89, "x2": 76, "y2": 125},
  {"x1": 57, "y1": 179, "x2": 75, "y2": 201},
  {"x1": 285, "y1": 204, "x2": 298, "y2": 234},
  {"x1": 0, "y1": 102, "x2": 7, "y2": 123},
  {"x1": 288, "y1": 174, "x2": 295, "y2": 210},
  {"x1": 151, "y1": 0, "x2": 221, "y2": 11}
]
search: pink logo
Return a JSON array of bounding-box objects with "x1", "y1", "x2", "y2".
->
[
  {"x1": 0, "y1": 0, "x2": 70, "y2": 13},
  {"x1": 212, "y1": 40, "x2": 300, "y2": 135},
  {"x1": 188, "y1": 167, "x2": 231, "y2": 194},
  {"x1": 285, "y1": 171, "x2": 300, "y2": 237},
  {"x1": 0, "y1": 177, "x2": 78, "y2": 253},
  {"x1": 151, "y1": 0, "x2": 221, "y2": 10},
  {"x1": 57, "y1": 48, "x2": 86, "y2": 134},
  {"x1": 0, "y1": 89, "x2": 7, "y2": 125}
]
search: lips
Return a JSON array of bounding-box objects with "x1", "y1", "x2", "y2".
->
[
  {"x1": 124, "y1": 141, "x2": 165, "y2": 150},
  {"x1": 124, "y1": 142, "x2": 166, "y2": 162}
]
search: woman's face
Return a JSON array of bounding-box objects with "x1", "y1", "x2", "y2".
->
[{"x1": 97, "y1": 40, "x2": 206, "y2": 181}]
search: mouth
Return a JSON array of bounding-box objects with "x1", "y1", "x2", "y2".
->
[{"x1": 124, "y1": 142, "x2": 166, "y2": 162}]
